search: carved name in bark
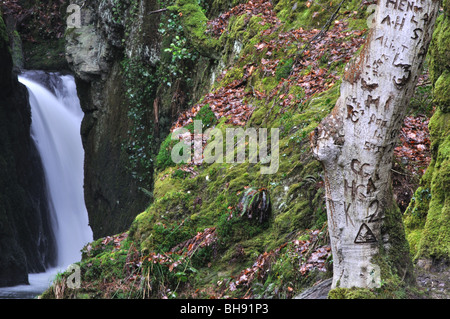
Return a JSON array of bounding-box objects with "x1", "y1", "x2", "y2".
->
[{"x1": 310, "y1": 0, "x2": 440, "y2": 289}]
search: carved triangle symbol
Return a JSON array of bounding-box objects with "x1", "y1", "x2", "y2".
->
[{"x1": 354, "y1": 223, "x2": 377, "y2": 244}]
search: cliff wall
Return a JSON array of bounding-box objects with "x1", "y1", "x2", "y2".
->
[{"x1": 0, "y1": 13, "x2": 56, "y2": 287}]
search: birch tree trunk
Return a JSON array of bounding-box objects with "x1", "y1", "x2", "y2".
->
[{"x1": 310, "y1": 0, "x2": 440, "y2": 289}]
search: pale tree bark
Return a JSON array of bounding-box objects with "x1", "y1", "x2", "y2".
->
[{"x1": 310, "y1": 0, "x2": 440, "y2": 289}]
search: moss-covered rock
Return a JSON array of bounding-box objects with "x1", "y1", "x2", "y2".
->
[
  {"x1": 22, "y1": 37, "x2": 68, "y2": 71},
  {"x1": 63, "y1": 0, "x2": 221, "y2": 239},
  {"x1": 429, "y1": 15, "x2": 450, "y2": 84},
  {"x1": 415, "y1": 109, "x2": 450, "y2": 261},
  {"x1": 405, "y1": 9, "x2": 450, "y2": 265},
  {"x1": 169, "y1": 0, "x2": 220, "y2": 59},
  {"x1": 2, "y1": 1, "x2": 69, "y2": 71},
  {"x1": 433, "y1": 70, "x2": 450, "y2": 113},
  {"x1": 328, "y1": 287, "x2": 376, "y2": 299},
  {"x1": 274, "y1": 0, "x2": 366, "y2": 30}
]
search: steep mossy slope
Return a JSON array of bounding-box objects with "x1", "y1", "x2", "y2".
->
[{"x1": 404, "y1": 0, "x2": 450, "y2": 265}]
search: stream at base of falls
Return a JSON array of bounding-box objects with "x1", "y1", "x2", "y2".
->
[{"x1": 0, "y1": 269, "x2": 60, "y2": 299}]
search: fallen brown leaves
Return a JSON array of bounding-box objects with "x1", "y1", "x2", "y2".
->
[
  {"x1": 82, "y1": 223, "x2": 331, "y2": 298},
  {"x1": 394, "y1": 115, "x2": 431, "y2": 176},
  {"x1": 143, "y1": 227, "x2": 218, "y2": 273},
  {"x1": 167, "y1": 0, "x2": 369, "y2": 135},
  {"x1": 172, "y1": 20, "x2": 366, "y2": 132},
  {"x1": 392, "y1": 112, "x2": 433, "y2": 212},
  {"x1": 228, "y1": 229, "x2": 331, "y2": 297},
  {"x1": 172, "y1": 67, "x2": 263, "y2": 130},
  {"x1": 266, "y1": 23, "x2": 366, "y2": 103},
  {"x1": 84, "y1": 232, "x2": 129, "y2": 258},
  {"x1": 101, "y1": 232, "x2": 129, "y2": 250},
  {"x1": 171, "y1": 227, "x2": 218, "y2": 257},
  {"x1": 1, "y1": 0, "x2": 66, "y2": 40},
  {"x1": 206, "y1": 0, "x2": 280, "y2": 37}
]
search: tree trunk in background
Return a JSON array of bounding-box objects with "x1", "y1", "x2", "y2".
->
[{"x1": 310, "y1": 0, "x2": 440, "y2": 289}]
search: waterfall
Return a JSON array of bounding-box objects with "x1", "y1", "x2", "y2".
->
[
  {"x1": 17, "y1": 72, "x2": 93, "y2": 268},
  {"x1": 0, "y1": 71, "x2": 92, "y2": 298}
]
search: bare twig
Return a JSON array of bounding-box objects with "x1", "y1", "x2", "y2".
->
[{"x1": 148, "y1": 8, "x2": 168, "y2": 15}]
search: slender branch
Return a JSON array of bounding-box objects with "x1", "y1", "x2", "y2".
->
[{"x1": 148, "y1": 8, "x2": 168, "y2": 15}]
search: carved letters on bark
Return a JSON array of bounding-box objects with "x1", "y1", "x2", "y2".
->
[{"x1": 310, "y1": 0, "x2": 440, "y2": 288}]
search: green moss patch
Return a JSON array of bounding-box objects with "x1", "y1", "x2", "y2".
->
[
  {"x1": 169, "y1": 0, "x2": 220, "y2": 59},
  {"x1": 22, "y1": 37, "x2": 68, "y2": 71}
]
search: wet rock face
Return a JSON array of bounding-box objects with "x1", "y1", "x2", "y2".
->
[
  {"x1": 65, "y1": 0, "x2": 160, "y2": 82},
  {"x1": 295, "y1": 278, "x2": 332, "y2": 299},
  {"x1": 0, "y1": 17, "x2": 56, "y2": 287},
  {"x1": 64, "y1": 0, "x2": 158, "y2": 239},
  {"x1": 66, "y1": 25, "x2": 108, "y2": 80},
  {"x1": 65, "y1": 2, "x2": 113, "y2": 81},
  {"x1": 64, "y1": 0, "x2": 216, "y2": 239}
]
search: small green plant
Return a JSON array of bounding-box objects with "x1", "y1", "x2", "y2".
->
[
  {"x1": 111, "y1": 0, "x2": 125, "y2": 24},
  {"x1": 184, "y1": 104, "x2": 218, "y2": 132},
  {"x1": 409, "y1": 187, "x2": 431, "y2": 218},
  {"x1": 152, "y1": 219, "x2": 194, "y2": 253},
  {"x1": 158, "y1": 11, "x2": 198, "y2": 87},
  {"x1": 276, "y1": 58, "x2": 294, "y2": 81},
  {"x1": 409, "y1": 84, "x2": 434, "y2": 116},
  {"x1": 196, "y1": 0, "x2": 210, "y2": 14},
  {"x1": 155, "y1": 133, "x2": 182, "y2": 172},
  {"x1": 165, "y1": 36, "x2": 197, "y2": 64},
  {"x1": 121, "y1": 57, "x2": 158, "y2": 186},
  {"x1": 172, "y1": 168, "x2": 188, "y2": 179}
]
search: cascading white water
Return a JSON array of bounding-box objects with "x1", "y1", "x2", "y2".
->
[
  {"x1": 0, "y1": 72, "x2": 92, "y2": 298},
  {"x1": 19, "y1": 73, "x2": 93, "y2": 267}
]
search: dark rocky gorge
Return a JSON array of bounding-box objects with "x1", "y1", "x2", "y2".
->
[{"x1": 0, "y1": 16, "x2": 56, "y2": 287}]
